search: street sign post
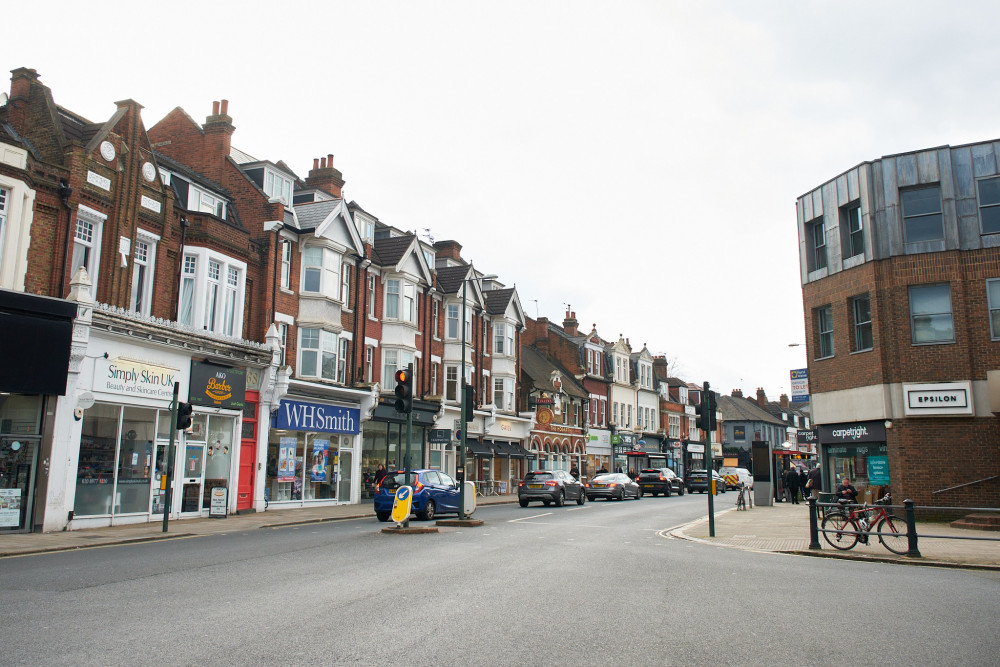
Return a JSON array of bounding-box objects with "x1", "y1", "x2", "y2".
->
[{"x1": 391, "y1": 485, "x2": 413, "y2": 527}]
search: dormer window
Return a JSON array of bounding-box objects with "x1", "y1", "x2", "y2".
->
[
  {"x1": 264, "y1": 169, "x2": 293, "y2": 205},
  {"x1": 187, "y1": 183, "x2": 227, "y2": 219}
]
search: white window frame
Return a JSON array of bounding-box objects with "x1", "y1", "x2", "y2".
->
[
  {"x1": 432, "y1": 300, "x2": 440, "y2": 338},
  {"x1": 72, "y1": 204, "x2": 106, "y2": 292},
  {"x1": 278, "y1": 322, "x2": 288, "y2": 366},
  {"x1": 430, "y1": 362, "x2": 439, "y2": 395},
  {"x1": 341, "y1": 262, "x2": 352, "y2": 308},
  {"x1": 302, "y1": 245, "x2": 341, "y2": 300},
  {"x1": 264, "y1": 168, "x2": 293, "y2": 205},
  {"x1": 299, "y1": 327, "x2": 338, "y2": 381},
  {"x1": 280, "y1": 239, "x2": 292, "y2": 289},
  {"x1": 129, "y1": 230, "x2": 159, "y2": 316},
  {"x1": 187, "y1": 183, "x2": 227, "y2": 219},
  {"x1": 0, "y1": 187, "x2": 7, "y2": 279},
  {"x1": 176, "y1": 248, "x2": 247, "y2": 336},
  {"x1": 493, "y1": 376, "x2": 514, "y2": 411},
  {"x1": 909, "y1": 283, "x2": 955, "y2": 344},
  {"x1": 385, "y1": 279, "x2": 399, "y2": 320},
  {"x1": 365, "y1": 345, "x2": 374, "y2": 383},
  {"x1": 446, "y1": 304, "x2": 459, "y2": 339},
  {"x1": 445, "y1": 365, "x2": 459, "y2": 401},
  {"x1": 367, "y1": 274, "x2": 377, "y2": 318},
  {"x1": 382, "y1": 348, "x2": 414, "y2": 389},
  {"x1": 338, "y1": 338, "x2": 349, "y2": 383},
  {"x1": 816, "y1": 305, "x2": 834, "y2": 358}
]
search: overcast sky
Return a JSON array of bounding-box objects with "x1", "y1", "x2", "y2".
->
[{"x1": 7, "y1": 1, "x2": 1000, "y2": 400}]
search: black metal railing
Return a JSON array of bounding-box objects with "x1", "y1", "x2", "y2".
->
[{"x1": 807, "y1": 497, "x2": 1000, "y2": 558}]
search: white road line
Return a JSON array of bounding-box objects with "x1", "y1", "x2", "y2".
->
[{"x1": 508, "y1": 512, "x2": 553, "y2": 523}]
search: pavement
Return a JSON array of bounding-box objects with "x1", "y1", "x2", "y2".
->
[{"x1": 2, "y1": 494, "x2": 998, "y2": 569}]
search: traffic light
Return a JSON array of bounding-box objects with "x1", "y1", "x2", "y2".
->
[
  {"x1": 394, "y1": 367, "x2": 413, "y2": 414},
  {"x1": 706, "y1": 391, "x2": 718, "y2": 431},
  {"x1": 464, "y1": 385, "x2": 476, "y2": 422},
  {"x1": 176, "y1": 401, "x2": 194, "y2": 430},
  {"x1": 694, "y1": 400, "x2": 709, "y2": 432}
]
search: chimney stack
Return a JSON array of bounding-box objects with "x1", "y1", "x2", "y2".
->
[
  {"x1": 563, "y1": 309, "x2": 578, "y2": 336},
  {"x1": 7, "y1": 68, "x2": 42, "y2": 133},
  {"x1": 432, "y1": 240, "x2": 464, "y2": 263},
  {"x1": 756, "y1": 387, "x2": 767, "y2": 407},
  {"x1": 305, "y1": 152, "x2": 345, "y2": 198},
  {"x1": 203, "y1": 99, "x2": 236, "y2": 171},
  {"x1": 779, "y1": 394, "x2": 789, "y2": 408},
  {"x1": 731, "y1": 389, "x2": 743, "y2": 398}
]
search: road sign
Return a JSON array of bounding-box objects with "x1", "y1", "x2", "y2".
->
[
  {"x1": 455, "y1": 429, "x2": 462, "y2": 441},
  {"x1": 391, "y1": 486, "x2": 413, "y2": 523}
]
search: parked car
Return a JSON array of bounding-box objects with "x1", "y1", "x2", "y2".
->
[
  {"x1": 685, "y1": 469, "x2": 725, "y2": 494},
  {"x1": 719, "y1": 466, "x2": 753, "y2": 490},
  {"x1": 637, "y1": 468, "x2": 685, "y2": 497},
  {"x1": 518, "y1": 469, "x2": 586, "y2": 507},
  {"x1": 374, "y1": 469, "x2": 461, "y2": 521},
  {"x1": 585, "y1": 473, "x2": 642, "y2": 501}
]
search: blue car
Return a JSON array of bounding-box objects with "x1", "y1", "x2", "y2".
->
[{"x1": 374, "y1": 469, "x2": 461, "y2": 522}]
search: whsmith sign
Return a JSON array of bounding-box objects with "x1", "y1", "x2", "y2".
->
[{"x1": 273, "y1": 400, "x2": 361, "y2": 434}]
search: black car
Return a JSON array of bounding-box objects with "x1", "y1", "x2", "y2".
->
[
  {"x1": 517, "y1": 470, "x2": 586, "y2": 507},
  {"x1": 685, "y1": 469, "x2": 725, "y2": 494},
  {"x1": 585, "y1": 473, "x2": 642, "y2": 501},
  {"x1": 637, "y1": 468, "x2": 685, "y2": 497}
]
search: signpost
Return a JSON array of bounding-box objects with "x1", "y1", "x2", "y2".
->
[{"x1": 391, "y1": 485, "x2": 413, "y2": 527}]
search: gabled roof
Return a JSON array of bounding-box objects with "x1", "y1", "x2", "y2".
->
[
  {"x1": 154, "y1": 151, "x2": 230, "y2": 199},
  {"x1": 435, "y1": 264, "x2": 471, "y2": 295},
  {"x1": 294, "y1": 198, "x2": 365, "y2": 254},
  {"x1": 484, "y1": 288, "x2": 514, "y2": 315},
  {"x1": 373, "y1": 234, "x2": 414, "y2": 267},
  {"x1": 717, "y1": 395, "x2": 787, "y2": 426},
  {"x1": 56, "y1": 105, "x2": 104, "y2": 145},
  {"x1": 520, "y1": 345, "x2": 589, "y2": 400}
]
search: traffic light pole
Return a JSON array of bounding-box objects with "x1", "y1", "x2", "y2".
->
[
  {"x1": 162, "y1": 382, "x2": 179, "y2": 533},
  {"x1": 704, "y1": 381, "x2": 715, "y2": 537},
  {"x1": 458, "y1": 277, "x2": 468, "y2": 519},
  {"x1": 404, "y1": 364, "x2": 413, "y2": 489}
]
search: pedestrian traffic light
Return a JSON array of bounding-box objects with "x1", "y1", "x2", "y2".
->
[
  {"x1": 394, "y1": 367, "x2": 413, "y2": 414},
  {"x1": 464, "y1": 385, "x2": 476, "y2": 422},
  {"x1": 176, "y1": 401, "x2": 194, "y2": 430}
]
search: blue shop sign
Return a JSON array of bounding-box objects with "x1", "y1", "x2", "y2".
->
[{"x1": 273, "y1": 399, "x2": 360, "y2": 434}]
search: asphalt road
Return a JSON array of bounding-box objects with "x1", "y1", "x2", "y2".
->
[{"x1": 2, "y1": 493, "x2": 998, "y2": 666}]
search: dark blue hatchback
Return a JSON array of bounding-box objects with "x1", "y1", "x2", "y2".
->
[{"x1": 374, "y1": 469, "x2": 461, "y2": 522}]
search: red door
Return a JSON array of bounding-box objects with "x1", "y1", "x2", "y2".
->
[{"x1": 237, "y1": 391, "x2": 259, "y2": 512}]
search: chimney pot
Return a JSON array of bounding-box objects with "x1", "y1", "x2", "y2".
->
[
  {"x1": 212, "y1": 100, "x2": 220, "y2": 115},
  {"x1": 313, "y1": 158, "x2": 319, "y2": 170},
  {"x1": 220, "y1": 99, "x2": 229, "y2": 115},
  {"x1": 321, "y1": 157, "x2": 327, "y2": 169},
  {"x1": 327, "y1": 153, "x2": 334, "y2": 165}
]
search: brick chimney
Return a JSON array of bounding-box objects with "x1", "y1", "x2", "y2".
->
[
  {"x1": 203, "y1": 99, "x2": 235, "y2": 168},
  {"x1": 433, "y1": 240, "x2": 463, "y2": 262},
  {"x1": 779, "y1": 394, "x2": 789, "y2": 408},
  {"x1": 563, "y1": 309, "x2": 578, "y2": 336},
  {"x1": 305, "y1": 153, "x2": 345, "y2": 198},
  {"x1": 731, "y1": 389, "x2": 743, "y2": 398},
  {"x1": 756, "y1": 387, "x2": 768, "y2": 407},
  {"x1": 7, "y1": 68, "x2": 41, "y2": 134}
]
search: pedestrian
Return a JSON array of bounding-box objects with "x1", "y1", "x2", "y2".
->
[
  {"x1": 835, "y1": 476, "x2": 858, "y2": 504},
  {"x1": 783, "y1": 467, "x2": 800, "y2": 504},
  {"x1": 374, "y1": 463, "x2": 387, "y2": 487},
  {"x1": 798, "y1": 467, "x2": 808, "y2": 502},
  {"x1": 807, "y1": 464, "x2": 822, "y2": 499},
  {"x1": 570, "y1": 465, "x2": 580, "y2": 480}
]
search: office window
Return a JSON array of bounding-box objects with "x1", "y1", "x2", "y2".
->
[
  {"x1": 280, "y1": 240, "x2": 292, "y2": 289},
  {"x1": 129, "y1": 234, "x2": 158, "y2": 316},
  {"x1": 277, "y1": 323, "x2": 288, "y2": 366},
  {"x1": 816, "y1": 305, "x2": 834, "y2": 358},
  {"x1": 302, "y1": 246, "x2": 340, "y2": 298},
  {"x1": 299, "y1": 328, "x2": 338, "y2": 380},
  {"x1": 447, "y1": 304, "x2": 459, "y2": 339},
  {"x1": 367, "y1": 275, "x2": 377, "y2": 318},
  {"x1": 338, "y1": 338, "x2": 349, "y2": 383},
  {"x1": 909, "y1": 284, "x2": 954, "y2": 343},
  {"x1": 806, "y1": 217, "x2": 827, "y2": 272},
  {"x1": 901, "y1": 186, "x2": 943, "y2": 243},
  {"x1": 341, "y1": 263, "x2": 352, "y2": 307},
  {"x1": 445, "y1": 365, "x2": 459, "y2": 401},
  {"x1": 987, "y1": 279, "x2": 1000, "y2": 339},
  {"x1": 978, "y1": 177, "x2": 1000, "y2": 235},
  {"x1": 851, "y1": 294, "x2": 873, "y2": 352},
  {"x1": 842, "y1": 202, "x2": 864, "y2": 258}
]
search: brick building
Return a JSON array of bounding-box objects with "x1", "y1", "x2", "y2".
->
[{"x1": 796, "y1": 137, "x2": 1000, "y2": 507}]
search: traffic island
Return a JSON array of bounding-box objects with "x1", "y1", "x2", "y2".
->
[
  {"x1": 435, "y1": 518, "x2": 484, "y2": 527},
  {"x1": 381, "y1": 525, "x2": 439, "y2": 534}
]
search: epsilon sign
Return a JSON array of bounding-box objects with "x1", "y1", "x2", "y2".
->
[{"x1": 391, "y1": 486, "x2": 413, "y2": 523}]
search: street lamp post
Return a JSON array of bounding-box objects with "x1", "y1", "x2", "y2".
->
[{"x1": 458, "y1": 277, "x2": 469, "y2": 519}]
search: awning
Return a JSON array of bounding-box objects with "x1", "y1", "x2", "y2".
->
[
  {"x1": 465, "y1": 441, "x2": 494, "y2": 457},
  {"x1": 491, "y1": 440, "x2": 527, "y2": 458},
  {"x1": 506, "y1": 442, "x2": 531, "y2": 458}
]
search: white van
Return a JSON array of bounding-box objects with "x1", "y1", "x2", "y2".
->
[{"x1": 719, "y1": 467, "x2": 753, "y2": 490}]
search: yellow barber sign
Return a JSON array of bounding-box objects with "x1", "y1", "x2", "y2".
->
[{"x1": 391, "y1": 485, "x2": 413, "y2": 523}]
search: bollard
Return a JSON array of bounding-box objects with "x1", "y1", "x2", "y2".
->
[
  {"x1": 903, "y1": 499, "x2": 921, "y2": 558},
  {"x1": 808, "y1": 497, "x2": 821, "y2": 550}
]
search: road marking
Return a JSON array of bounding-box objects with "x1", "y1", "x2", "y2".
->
[{"x1": 508, "y1": 512, "x2": 553, "y2": 523}]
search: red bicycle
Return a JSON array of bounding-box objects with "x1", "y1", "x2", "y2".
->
[{"x1": 821, "y1": 494, "x2": 908, "y2": 554}]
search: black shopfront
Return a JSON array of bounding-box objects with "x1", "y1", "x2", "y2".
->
[{"x1": 361, "y1": 398, "x2": 440, "y2": 498}]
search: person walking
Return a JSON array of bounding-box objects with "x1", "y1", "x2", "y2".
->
[
  {"x1": 783, "y1": 467, "x2": 800, "y2": 504},
  {"x1": 807, "y1": 464, "x2": 822, "y2": 499},
  {"x1": 798, "y1": 467, "x2": 808, "y2": 502}
]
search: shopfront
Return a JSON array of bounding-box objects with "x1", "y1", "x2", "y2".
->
[
  {"x1": 362, "y1": 398, "x2": 438, "y2": 495},
  {"x1": 266, "y1": 397, "x2": 361, "y2": 506},
  {"x1": 0, "y1": 289, "x2": 75, "y2": 533},
  {"x1": 585, "y1": 428, "x2": 612, "y2": 474},
  {"x1": 818, "y1": 420, "x2": 890, "y2": 501}
]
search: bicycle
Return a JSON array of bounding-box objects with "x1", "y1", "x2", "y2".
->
[
  {"x1": 820, "y1": 494, "x2": 907, "y2": 554},
  {"x1": 735, "y1": 483, "x2": 753, "y2": 510}
]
